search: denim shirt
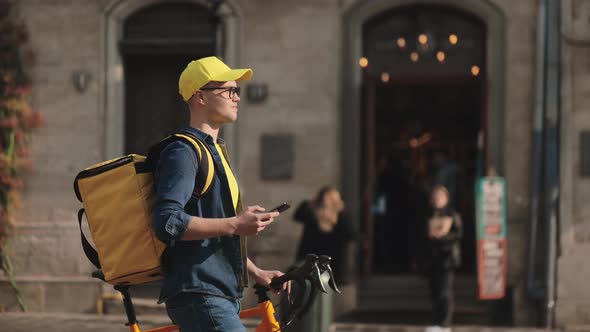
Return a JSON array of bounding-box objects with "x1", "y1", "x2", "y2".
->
[{"x1": 153, "y1": 126, "x2": 246, "y2": 303}]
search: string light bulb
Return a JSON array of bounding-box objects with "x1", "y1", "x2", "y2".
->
[
  {"x1": 359, "y1": 57, "x2": 369, "y2": 68},
  {"x1": 396, "y1": 37, "x2": 406, "y2": 48},
  {"x1": 449, "y1": 34, "x2": 458, "y2": 45},
  {"x1": 471, "y1": 65, "x2": 480, "y2": 76},
  {"x1": 418, "y1": 34, "x2": 428, "y2": 45}
]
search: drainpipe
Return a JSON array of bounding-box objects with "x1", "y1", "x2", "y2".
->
[
  {"x1": 543, "y1": 0, "x2": 560, "y2": 327},
  {"x1": 528, "y1": 0, "x2": 561, "y2": 326},
  {"x1": 527, "y1": 0, "x2": 547, "y2": 302}
]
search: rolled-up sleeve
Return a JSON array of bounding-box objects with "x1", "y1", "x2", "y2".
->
[{"x1": 153, "y1": 141, "x2": 198, "y2": 242}]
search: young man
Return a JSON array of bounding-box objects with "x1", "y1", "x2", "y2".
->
[{"x1": 153, "y1": 56, "x2": 288, "y2": 331}]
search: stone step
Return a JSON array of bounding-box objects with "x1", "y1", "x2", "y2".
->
[
  {"x1": 336, "y1": 309, "x2": 498, "y2": 327},
  {"x1": 358, "y1": 275, "x2": 492, "y2": 312},
  {"x1": 355, "y1": 300, "x2": 494, "y2": 312},
  {"x1": 359, "y1": 275, "x2": 479, "y2": 295},
  {"x1": 357, "y1": 295, "x2": 493, "y2": 312}
]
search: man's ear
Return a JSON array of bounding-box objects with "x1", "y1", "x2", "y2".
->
[{"x1": 195, "y1": 91, "x2": 206, "y2": 105}]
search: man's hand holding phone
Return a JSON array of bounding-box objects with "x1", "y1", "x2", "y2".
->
[
  {"x1": 235, "y1": 205, "x2": 278, "y2": 236},
  {"x1": 233, "y1": 203, "x2": 290, "y2": 237}
]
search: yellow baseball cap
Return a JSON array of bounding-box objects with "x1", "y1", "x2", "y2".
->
[{"x1": 178, "y1": 56, "x2": 253, "y2": 101}]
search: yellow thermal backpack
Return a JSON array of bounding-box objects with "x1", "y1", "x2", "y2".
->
[{"x1": 73, "y1": 132, "x2": 214, "y2": 285}]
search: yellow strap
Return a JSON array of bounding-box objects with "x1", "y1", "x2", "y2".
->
[
  {"x1": 175, "y1": 134, "x2": 215, "y2": 194},
  {"x1": 215, "y1": 143, "x2": 239, "y2": 212}
]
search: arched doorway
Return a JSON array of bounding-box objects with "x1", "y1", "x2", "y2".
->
[
  {"x1": 363, "y1": 5, "x2": 485, "y2": 276},
  {"x1": 101, "y1": 0, "x2": 242, "y2": 160},
  {"x1": 341, "y1": 0, "x2": 506, "y2": 325}
]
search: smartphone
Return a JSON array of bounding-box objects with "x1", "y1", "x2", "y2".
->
[{"x1": 269, "y1": 202, "x2": 291, "y2": 213}]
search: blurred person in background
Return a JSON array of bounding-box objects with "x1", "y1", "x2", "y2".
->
[
  {"x1": 293, "y1": 186, "x2": 354, "y2": 285},
  {"x1": 424, "y1": 185, "x2": 463, "y2": 332}
]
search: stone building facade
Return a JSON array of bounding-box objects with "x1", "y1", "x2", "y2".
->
[{"x1": 0, "y1": 0, "x2": 589, "y2": 329}]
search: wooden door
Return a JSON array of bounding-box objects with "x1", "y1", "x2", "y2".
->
[{"x1": 124, "y1": 55, "x2": 194, "y2": 155}]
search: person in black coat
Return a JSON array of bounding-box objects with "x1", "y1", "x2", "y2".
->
[
  {"x1": 293, "y1": 186, "x2": 354, "y2": 285},
  {"x1": 425, "y1": 185, "x2": 463, "y2": 332}
]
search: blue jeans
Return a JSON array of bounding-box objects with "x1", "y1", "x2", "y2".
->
[{"x1": 166, "y1": 292, "x2": 246, "y2": 332}]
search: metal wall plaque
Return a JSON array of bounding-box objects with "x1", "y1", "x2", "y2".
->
[
  {"x1": 247, "y1": 84, "x2": 268, "y2": 103},
  {"x1": 260, "y1": 134, "x2": 294, "y2": 180},
  {"x1": 580, "y1": 131, "x2": 590, "y2": 176}
]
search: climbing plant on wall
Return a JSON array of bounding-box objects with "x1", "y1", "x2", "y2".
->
[{"x1": 0, "y1": 1, "x2": 43, "y2": 311}]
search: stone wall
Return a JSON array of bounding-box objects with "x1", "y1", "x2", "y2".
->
[
  {"x1": 0, "y1": 0, "x2": 107, "y2": 313},
  {"x1": 491, "y1": 0, "x2": 538, "y2": 325},
  {"x1": 557, "y1": 0, "x2": 590, "y2": 327}
]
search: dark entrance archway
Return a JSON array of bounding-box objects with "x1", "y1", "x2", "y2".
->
[
  {"x1": 342, "y1": 0, "x2": 505, "y2": 324},
  {"x1": 361, "y1": 5, "x2": 486, "y2": 276},
  {"x1": 341, "y1": 0, "x2": 506, "y2": 283}
]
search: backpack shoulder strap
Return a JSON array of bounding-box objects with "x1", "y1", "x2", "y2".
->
[
  {"x1": 77, "y1": 208, "x2": 101, "y2": 269},
  {"x1": 173, "y1": 133, "x2": 215, "y2": 197},
  {"x1": 147, "y1": 132, "x2": 215, "y2": 198}
]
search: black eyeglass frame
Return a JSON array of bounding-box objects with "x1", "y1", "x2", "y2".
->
[{"x1": 199, "y1": 86, "x2": 241, "y2": 99}]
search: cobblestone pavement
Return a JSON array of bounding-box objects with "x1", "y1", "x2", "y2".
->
[
  {"x1": 0, "y1": 312, "x2": 260, "y2": 332},
  {"x1": 0, "y1": 312, "x2": 574, "y2": 332}
]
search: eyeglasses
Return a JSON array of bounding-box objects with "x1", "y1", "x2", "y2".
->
[{"x1": 199, "y1": 86, "x2": 241, "y2": 99}]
